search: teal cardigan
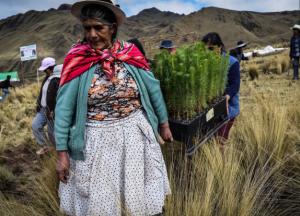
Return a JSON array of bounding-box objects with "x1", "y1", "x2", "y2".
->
[{"x1": 55, "y1": 63, "x2": 168, "y2": 160}]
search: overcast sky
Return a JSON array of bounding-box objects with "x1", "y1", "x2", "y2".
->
[{"x1": 0, "y1": 0, "x2": 299, "y2": 20}]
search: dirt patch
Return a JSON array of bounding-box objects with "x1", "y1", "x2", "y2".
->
[{"x1": 0, "y1": 142, "x2": 54, "y2": 199}]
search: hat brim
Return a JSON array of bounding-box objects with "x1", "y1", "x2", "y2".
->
[
  {"x1": 71, "y1": 1, "x2": 126, "y2": 26},
  {"x1": 159, "y1": 45, "x2": 176, "y2": 49},
  {"x1": 291, "y1": 27, "x2": 300, "y2": 31},
  {"x1": 236, "y1": 43, "x2": 247, "y2": 48},
  {"x1": 38, "y1": 66, "x2": 48, "y2": 71}
]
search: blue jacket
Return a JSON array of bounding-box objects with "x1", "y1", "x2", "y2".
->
[
  {"x1": 225, "y1": 56, "x2": 240, "y2": 119},
  {"x1": 290, "y1": 36, "x2": 300, "y2": 58},
  {"x1": 55, "y1": 63, "x2": 168, "y2": 160}
]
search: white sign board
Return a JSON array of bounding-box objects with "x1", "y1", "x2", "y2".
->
[{"x1": 20, "y1": 44, "x2": 37, "y2": 61}]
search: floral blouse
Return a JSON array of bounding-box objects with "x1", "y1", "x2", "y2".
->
[{"x1": 87, "y1": 62, "x2": 142, "y2": 121}]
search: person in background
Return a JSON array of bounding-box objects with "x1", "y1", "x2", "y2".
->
[
  {"x1": 127, "y1": 37, "x2": 154, "y2": 66},
  {"x1": 229, "y1": 40, "x2": 249, "y2": 63},
  {"x1": 159, "y1": 39, "x2": 176, "y2": 54},
  {"x1": 202, "y1": 32, "x2": 240, "y2": 149},
  {"x1": 0, "y1": 75, "x2": 14, "y2": 101},
  {"x1": 290, "y1": 24, "x2": 300, "y2": 80},
  {"x1": 32, "y1": 58, "x2": 61, "y2": 155},
  {"x1": 127, "y1": 38, "x2": 146, "y2": 56},
  {"x1": 55, "y1": 1, "x2": 172, "y2": 215}
]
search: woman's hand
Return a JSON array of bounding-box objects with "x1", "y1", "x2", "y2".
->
[
  {"x1": 159, "y1": 122, "x2": 173, "y2": 143},
  {"x1": 56, "y1": 151, "x2": 70, "y2": 184}
]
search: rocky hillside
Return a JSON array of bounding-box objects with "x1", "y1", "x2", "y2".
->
[{"x1": 0, "y1": 4, "x2": 297, "y2": 81}]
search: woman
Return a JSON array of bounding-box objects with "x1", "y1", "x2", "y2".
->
[
  {"x1": 55, "y1": 1, "x2": 173, "y2": 215},
  {"x1": 202, "y1": 32, "x2": 240, "y2": 145}
]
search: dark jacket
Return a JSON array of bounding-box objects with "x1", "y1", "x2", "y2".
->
[
  {"x1": 229, "y1": 48, "x2": 249, "y2": 62},
  {"x1": 225, "y1": 56, "x2": 240, "y2": 119},
  {"x1": 225, "y1": 56, "x2": 240, "y2": 99},
  {"x1": 290, "y1": 36, "x2": 300, "y2": 58},
  {"x1": 36, "y1": 75, "x2": 60, "y2": 113},
  {"x1": 0, "y1": 79, "x2": 13, "y2": 89}
]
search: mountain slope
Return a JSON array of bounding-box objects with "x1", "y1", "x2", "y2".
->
[{"x1": 0, "y1": 5, "x2": 297, "y2": 81}]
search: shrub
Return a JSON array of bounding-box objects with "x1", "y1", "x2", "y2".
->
[
  {"x1": 248, "y1": 67, "x2": 259, "y2": 80},
  {"x1": 280, "y1": 60, "x2": 289, "y2": 73},
  {"x1": 261, "y1": 62, "x2": 271, "y2": 74}
]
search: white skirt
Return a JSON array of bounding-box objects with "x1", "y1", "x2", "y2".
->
[{"x1": 59, "y1": 110, "x2": 171, "y2": 216}]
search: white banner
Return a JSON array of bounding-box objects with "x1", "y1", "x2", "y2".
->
[{"x1": 20, "y1": 44, "x2": 37, "y2": 61}]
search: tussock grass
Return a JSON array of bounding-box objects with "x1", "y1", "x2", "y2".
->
[
  {"x1": 248, "y1": 66, "x2": 259, "y2": 80},
  {"x1": 0, "y1": 72, "x2": 299, "y2": 215},
  {"x1": 243, "y1": 50, "x2": 292, "y2": 78},
  {"x1": 0, "y1": 84, "x2": 38, "y2": 152},
  {"x1": 164, "y1": 89, "x2": 300, "y2": 216},
  {"x1": 262, "y1": 61, "x2": 272, "y2": 74}
]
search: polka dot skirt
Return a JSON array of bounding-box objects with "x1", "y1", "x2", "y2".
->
[{"x1": 59, "y1": 110, "x2": 171, "y2": 216}]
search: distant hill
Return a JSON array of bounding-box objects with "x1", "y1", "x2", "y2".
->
[{"x1": 0, "y1": 4, "x2": 297, "y2": 81}]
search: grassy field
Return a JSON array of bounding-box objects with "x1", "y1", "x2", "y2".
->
[{"x1": 0, "y1": 52, "x2": 299, "y2": 215}]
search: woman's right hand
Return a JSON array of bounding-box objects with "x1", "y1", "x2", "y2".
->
[
  {"x1": 159, "y1": 122, "x2": 173, "y2": 143},
  {"x1": 56, "y1": 151, "x2": 70, "y2": 183}
]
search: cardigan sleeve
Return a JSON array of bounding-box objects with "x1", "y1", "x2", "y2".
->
[
  {"x1": 54, "y1": 77, "x2": 80, "y2": 151},
  {"x1": 138, "y1": 69, "x2": 169, "y2": 124}
]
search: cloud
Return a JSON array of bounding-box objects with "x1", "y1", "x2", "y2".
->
[
  {"x1": 0, "y1": 0, "x2": 200, "y2": 19},
  {"x1": 0, "y1": 0, "x2": 78, "y2": 19},
  {"x1": 120, "y1": 0, "x2": 200, "y2": 16},
  {"x1": 198, "y1": 0, "x2": 298, "y2": 12}
]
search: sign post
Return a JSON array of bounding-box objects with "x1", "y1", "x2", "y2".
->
[
  {"x1": 20, "y1": 44, "x2": 37, "y2": 84},
  {"x1": 20, "y1": 44, "x2": 37, "y2": 62},
  {"x1": 36, "y1": 68, "x2": 39, "y2": 85}
]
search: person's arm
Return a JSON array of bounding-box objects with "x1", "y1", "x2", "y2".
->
[
  {"x1": 135, "y1": 67, "x2": 173, "y2": 142},
  {"x1": 241, "y1": 53, "x2": 249, "y2": 61},
  {"x1": 55, "y1": 77, "x2": 79, "y2": 151},
  {"x1": 138, "y1": 69, "x2": 168, "y2": 124},
  {"x1": 55, "y1": 77, "x2": 80, "y2": 183},
  {"x1": 46, "y1": 78, "x2": 60, "y2": 114}
]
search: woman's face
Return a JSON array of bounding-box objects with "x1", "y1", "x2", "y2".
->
[
  {"x1": 293, "y1": 29, "x2": 300, "y2": 36},
  {"x1": 206, "y1": 43, "x2": 221, "y2": 55},
  {"x1": 82, "y1": 19, "x2": 116, "y2": 50}
]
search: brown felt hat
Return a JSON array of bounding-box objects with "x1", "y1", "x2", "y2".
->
[{"x1": 71, "y1": 0, "x2": 126, "y2": 26}]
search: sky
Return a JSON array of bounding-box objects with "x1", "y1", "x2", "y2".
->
[{"x1": 0, "y1": 0, "x2": 299, "y2": 20}]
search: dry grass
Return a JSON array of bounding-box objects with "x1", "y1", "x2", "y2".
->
[
  {"x1": 0, "y1": 84, "x2": 39, "y2": 153},
  {"x1": 243, "y1": 50, "x2": 293, "y2": 79},
  {"x1": 0, "y1": 70, "x2": 299, "y2": 215},
  {"x1": 0, "y1": 156, "x2": 62, "y2": 216},
  {"x1": 248, "y1": 66, "x2": 259, "y2": 80},
  {"x1": 163, "y1": 84, "x2": 300, "y2": 216}
]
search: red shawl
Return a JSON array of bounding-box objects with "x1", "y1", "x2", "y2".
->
[{"x1": 60, "y1": 40, "x2": 150, "y2": 86}]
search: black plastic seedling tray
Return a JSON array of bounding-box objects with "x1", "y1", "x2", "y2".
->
[{"x1": 169, "y1": 97, "x2": 228, "y2": 155}]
